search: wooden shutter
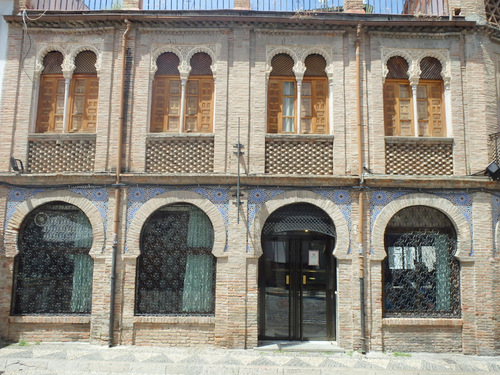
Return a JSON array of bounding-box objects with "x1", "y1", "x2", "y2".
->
[
  {"x1": 428, "y1": 81, "x2": 445, "y2": 137},
  {"x1": 68, "y1": 75, "x2": 99, "y2": 133},
  {"x1": 267, "y1": 79, "x2": 281, "y2": 133},
  {"x1": 312, "y1": 78, "x2": 328, "y2": 134},
  {"x1": 198, "y1": 78, "x2": 213, "y2": 133},
  {"x1": 151, "y1": 77, "x2": 181, "y2": 132},
  {"x1": 36, "y1": 75, "x2": 65, "y2": 133},
  {"x1": 383, "y1": 80, "x2": 414, "y2": 136},
  {"x1": 416, "y1": 81, "x2": 445, "y2": 137}
]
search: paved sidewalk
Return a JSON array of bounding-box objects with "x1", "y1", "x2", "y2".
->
[{"x1": 0, "y1": 342, "x2": 498, "y2": 375}]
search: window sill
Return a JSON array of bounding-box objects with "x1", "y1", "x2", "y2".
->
[
  {"x1": 9, "y1": 315, "x2": 91, "y2": 324},
  {"x1": 147, "y1": 133, "x2": 214, "y2": 138},
  {"x1": 382, "y1": 318, "x2": 462, "y2": 327},
  {"x1": 385, "y1": 136, "x2": 453, "y2": 145},
  {"x1": 28, "y1": 133, "x2": 96, "y2": 141},
  {"x1": 133, "y1": 316, "x2": 215, "y2": 325},
  {"x1": 266, "y1": 134, "x2": 334, "y2": 140}
]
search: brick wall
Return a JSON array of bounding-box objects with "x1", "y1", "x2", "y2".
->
[{"x1": 0, "y1": 14, "x2": 498, "y2": 355}]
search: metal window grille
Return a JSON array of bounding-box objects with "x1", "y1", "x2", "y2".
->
[
  {"x1": 304, "y1": 54, "x2": 327, "y2": 77},
  {"x1": 262, "y1": 203, "x2": 336, "y2": 237},
  {"x1": 73, "y1": 51, "x2": 97, "y2": 74},
  {"x1": 270, "y1": 54, "x2": 294, "y2": 77},
  {"x1": 156, "y1": 52, "x2": 180, "y2": 76},
  {"x1": 43, "y1": 51, "x2": 63, "y2": 74},
  {"x1": 383, "y1": 206, "x2": 460, "y2": 318},
  {"x1": 135, "y1": 203, "x2": 216, "y2": 316},
  {"x1": 12, "y1": 202, "x2": 93, "y2": 315},
  {"x1": 190, "y1": 53, "x2": 213, "y2": 76},
  {"x1": 420, "y1": 57, "x2": 442, "y2": 80},
  {"x1": 387, "y1": 56, "x2": 409, "y2": 80}
]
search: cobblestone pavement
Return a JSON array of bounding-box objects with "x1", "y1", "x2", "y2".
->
[{"x1": 0, "y1": 342, "x2": 498, "y2": 375}]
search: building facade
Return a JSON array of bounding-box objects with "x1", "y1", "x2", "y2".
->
[{"x1": 0, "y1": 0, "x2": 500, "y2": 355}]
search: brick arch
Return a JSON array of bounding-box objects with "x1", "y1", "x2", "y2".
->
[
  {"x1": 126, "y1": 190, "x2": 226, "y2": 258},
  {"x1": 4, "y1": 190, "x2": 106, "y2": 259},
  {"x1": 34, "y1": 46, "x2": 66, "y2": 77},
  {"x1": 371, "y1": 193, "x2": 472, "y2": 262},
  {"x1": 382, "y1": 51, "x2": 412, "y2": 81},
  {"x1": 150, "y1": 47, "x2": 182, "y2": 77},
  {"x1": 250, "y1": 190, "x2": 350, "y2": 260},
  {"x1": 68, "y1": 45, "x2": 101, "y2": 77}
]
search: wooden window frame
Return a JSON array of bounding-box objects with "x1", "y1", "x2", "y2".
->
[
  {"x1": 267, "y1": 76, "x2": 329, "y2": 135},
  {"x1": 67, "y1": 74, "x2": 99, "y2": 134},
  {"x1": 36, "y1": 74, "x2": 98, "y2": 134},
  {"x1": 36, "y1": 74, "x2": 65, "y2": 134},
  {"x1": 150, "y1": 75, "x2": 214, "y2": 134},
  {"x1": 184, "y1": 76, "x2": 213, "y2": 133},
  {"x1": 151, "y1": 76, "x2": 182, "y2": 133},
  {"x1": 384, "y1": 79, "x2": 445, "y2": 137}
]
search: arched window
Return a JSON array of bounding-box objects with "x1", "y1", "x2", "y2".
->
[
  {"x1": 36, "y1": 50, "x2": 99, "y2": 134},
  {"x1": 267, "y1": 54, "x2": 329, "y2": 134},
  {"x1": 151, "y1": 52, "x2": 181, "y2": 132},
  {"x1": 36, "y1": 51, "x2": 65, "y2": 133},
  {"x1": 185, "y1": 52, "x2": 214, "y2": 133},
  {"x1": 417, "y1": 57, "x2": 445, "y2": 137},
  {"x1": 12, "y1": 202, "x2": 94, "y2": 314},
  {"x1": 150, "y1": 52, "x2": 214, "y2": 133},
  {"x1": 383, "y1": 56, "x2": 412, "y2": 136},
  {"x1": 68, "y1": 51, "x2": 99, "y2": 133},
  {"x1": 384, "y1": 56, "x2": 445, "y2": 137},
  {"x1": 135, "y1": 203, "x2": 215, "y2": 315},
  {"x1": 383, "y1": 206, "x2": 460, "y2": 318}
]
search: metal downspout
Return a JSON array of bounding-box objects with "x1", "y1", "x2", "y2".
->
[
  {"x1": 109, "y1": 19, "x2": 132, "y2": 348},
  {"x1": 355, "y1": 24, "x2": 367, "y2": 354}
]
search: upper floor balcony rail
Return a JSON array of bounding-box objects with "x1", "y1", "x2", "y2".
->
[
  {"x1": 27, "y1": 0, "x2": 449, "y2": 15},
  {"x1": 490, "y1": 132, "x2": 500, "y2": 164}
]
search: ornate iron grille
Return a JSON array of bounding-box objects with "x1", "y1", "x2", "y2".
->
[
  {"x1": 270, "y1": 54, "x2": 294, "y2": 77},
  {"x1": 262, "y1": 203, "x2": 336, "y2": 237},
  {"x1": 384, "y1": 212, "x2": 460, "y2": 318},
  {"x1": 135, "y1": 203, "x2": 216, "y2": 316},
  {"x1": 420, "y1": 57, "x2": 442, "y2": 80},
  {"x1": 156, "y1": 52, "x2": 180, "y2": 76},
  {"x1": 489, "y1": 132, "x2": 500, "y2": 164},
  {"x1": 304, "y1": 54, "x2": 327, "y2": 77},
  {"x1": 73, "y1": 51, "x2": 97, "y2": 74},
  {"x1": 387, "y1": 56, "x2": 409, "y2": 80},
  {"x1": 42, "y1": 51, "x2": 63, "y2": 74},
  {"x1": 190, "y1": 53, "x2": 212, "y2": 76},
  {"x1": 12, "y1": 202, "x2": 93, "y2": 315}
]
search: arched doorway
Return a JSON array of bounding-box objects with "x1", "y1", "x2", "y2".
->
[{"x1": 258, "y1": 203, "x2": 336, "y2": 341}]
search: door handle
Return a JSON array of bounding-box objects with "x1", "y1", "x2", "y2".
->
[
  {"x1": 286, "y1": 275, "x2": 289, "y2": 285},
  {"x1": 303, "y1": 275, "x2": 306, "y2": 285}
]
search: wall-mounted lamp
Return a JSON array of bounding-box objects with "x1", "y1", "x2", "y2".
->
[
  {"x1": 486, "y1": 162, "x2": 500, "y2": 181},
  {"x1": 10, "y1": 157, "x2": 24, "y2": 173}
]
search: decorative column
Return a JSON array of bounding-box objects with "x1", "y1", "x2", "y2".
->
[
  {"x1": 179, "y1": 61, "x2": 191, "y2": 132},
  {"x1": 293, "y1": 61, "x2": 306, "y2": 134},
  {"x1": 62, "y1": 64, "x2": 75, "y2": 134}
]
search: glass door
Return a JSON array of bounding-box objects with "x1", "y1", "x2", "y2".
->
[{"x1": 259, "y1": 233, "x2": 336, "y2": 341}]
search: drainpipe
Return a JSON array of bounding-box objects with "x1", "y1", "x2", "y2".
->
[
  {"x1": 109, "y1": 19, "x2": 132, "y2": 348},
  {"x1": 355, "y1": 23, "x2": 367, "y2": 354}
]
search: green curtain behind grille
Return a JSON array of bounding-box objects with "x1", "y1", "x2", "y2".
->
[
  {"x1": 70, "y1": 254, "x2": 93, "y2": 312},
  {"x1": 435, "y1": 234, "x2": 451, "y2": 311},
  {"x1": 186, "y1": 206, "x2": 213, "y2": 248},
  {"x1": 182, "y1": 254, "x2": 213, "y2": 312}
]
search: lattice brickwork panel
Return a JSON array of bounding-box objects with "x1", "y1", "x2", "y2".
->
[
  {"x1": 28, "y1": 138, "x2": 95, "y2": 173},
  {"x1": 265, "y1": 137, "x2": 333, "y2": 175},
  {"x1": 385, "y1": 140, "x2": 453, "y2": 175},
  {"x1": 486, "y1": 0, "x2": 500, "y2": 26},
  {"x1": 146, "y1": 137, "x2": 214, "y2": 173}
]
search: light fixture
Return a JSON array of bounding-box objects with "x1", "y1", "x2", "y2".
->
[
  {"x1": 10, "y1": 157, "x2": 24, "y2": 173},
  {"x1": 486, "y1": 162, "x2": 500, "y2": 181}
]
